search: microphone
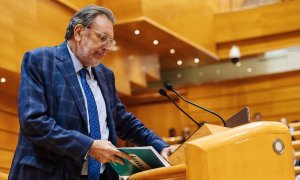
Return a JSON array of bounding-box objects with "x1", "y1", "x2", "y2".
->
[
  {"x1": 158, "y1": 88, "x2": 201, "y2": 127},
  {"x1": 164, "y1": 83, "x2": 227, "y2": 127}
]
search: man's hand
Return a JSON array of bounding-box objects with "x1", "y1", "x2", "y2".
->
[
  {"x1": 88, "y1": 140, "x2": 132, "y2": 165},
  {"x1": 160, "y1": 146, "x2": 176, "y2": 162}
]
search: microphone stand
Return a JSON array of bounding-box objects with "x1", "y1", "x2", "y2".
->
[
  {"x1": 158, "y1": 88, "x2": 201, "y2": 127},
  {"x1": 165, "y1": 83, "x2": 227, "y2": 127}
]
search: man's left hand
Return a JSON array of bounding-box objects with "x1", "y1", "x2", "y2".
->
[{"x1": 160, "y1": 146, "x2": 176, "y2": 162}]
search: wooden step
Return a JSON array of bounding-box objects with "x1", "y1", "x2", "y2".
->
[
  {"x1": 290, "y1": 122, "x2": 300, "y2": 131},
  {"x1": 292, "y1": 131, "x2": 300, "y2": 140},
  {"x1": 293, "y1": 140, "x2": 300, "y2": 150},
  {"x1": 295, "y1": 166, "x2": 300, "y2": 175},
  {"x1": 295, "y1": 152, "x2": 300, "y2": 160}
]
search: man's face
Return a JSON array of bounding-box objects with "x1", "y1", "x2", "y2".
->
[{"x1": 75, "y1": 15, "x2": 114, "y2": 67}]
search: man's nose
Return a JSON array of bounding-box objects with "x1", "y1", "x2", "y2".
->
[{"x1": 101, "y1": 42, "x2": 111, "y2": 51}]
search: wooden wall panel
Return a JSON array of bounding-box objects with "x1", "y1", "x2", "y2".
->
[
  {"x1": 0, "y1": 112, "x2": 19, "y2": 133},
  {"x1": 0, "y1": 0, "x2": 73, "y2": 73},
  {"x1": 127, "y1": 71, "x2": 300, "y2": 136},
  {"x1": 186, "y1": 70, "x2": 300, "y2": 123},
  {"x1": 215, "y1": 0, "x2": 300, "y2": 43},
  {"x1": 126, "y1": 102, "x2": 182, "y2": 137},
  {"x1": 217, "y1": 30, "x2": 300, "y2": 59},
  {"x1": 0, "y1": 103, "x2": 18, "y2": 174},
  {"x1": 102, "y1": 0, "x2": 143, "y2": 23},
  {"x1": 56, "y1": 0, "x2": 99, "y2": 10},
  {"x1": 142, "y1": 0, "x2": 217, "y2": 53},
  {"x1": 103, "y1": 53, "x2": 132, "y2": 96},
  {"x1": 187, "y1": 85, "x2": 300, "y2": 112},
  {"x1": 0, "y1": 131, "x2": 18, "y2": 151},
  {"x1": 0, "y1": 150, "x2": 14, "y2": 174}
]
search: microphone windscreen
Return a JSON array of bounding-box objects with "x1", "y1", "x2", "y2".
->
[
  {"x1": 164, "y1": 82, "x2": 173, "y2": 91},
  {"x1": 158, "y1": 88, "x2": 167, "y2": 96}
]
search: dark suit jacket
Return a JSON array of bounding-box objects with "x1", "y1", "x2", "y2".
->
[{"x1": 9, "y1": 42, "x2": 169, "y2": 180}]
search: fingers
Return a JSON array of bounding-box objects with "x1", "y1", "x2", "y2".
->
[
  {"x1": 88, "y1": 140, "x2": 134, "y2": 165},
  {"x1": 115, "y1": 150, "x2": 132, "y2": 160},
  {"x1": 160, "y1": 147, "x2": 172, "y2": 162},
  {"x1": 110, "y1": 155, "x2": 125, "y2": 165}
]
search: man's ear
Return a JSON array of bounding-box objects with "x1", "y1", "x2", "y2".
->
[{"x1": 73, "y1": 24, "x2": 84, "y2": 41}]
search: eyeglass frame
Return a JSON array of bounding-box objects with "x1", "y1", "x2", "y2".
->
[{"x1": 85, "y1": 27, "x2": 116, "y2": 49}]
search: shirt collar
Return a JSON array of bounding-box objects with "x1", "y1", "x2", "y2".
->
[{"x1": 67, "y1": 42, "x2": 92, "y2": 75}]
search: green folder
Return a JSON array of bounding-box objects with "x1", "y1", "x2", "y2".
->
[{"x1": 109, "y1": 146, "x2": 170, "y2": 176}]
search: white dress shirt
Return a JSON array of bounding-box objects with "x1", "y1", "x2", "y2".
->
[{"x1": 67, "y1": 43, "x2": 109, "y2": 175}]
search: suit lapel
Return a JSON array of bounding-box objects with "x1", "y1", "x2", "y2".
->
[{"x1": 55, "y1": 42, "x2": 88, "y2": 130}]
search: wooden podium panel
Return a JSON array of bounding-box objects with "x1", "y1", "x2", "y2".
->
[
  {"x1": 169, "y1": 124, "x2": 228, "y2": 165},
  {"x1": 129, "y1": 122, "x2": 294, "y2": 180},
  {"x1": 186, "y1": 122, "x2": 294, "y2": 180}
]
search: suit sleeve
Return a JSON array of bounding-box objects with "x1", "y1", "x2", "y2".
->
[
  {"x1": 110, "y1": 74, "x2": 169, "y2": 153},
  {"x1": 18, "y1": 51, "x2": 93, "y2": 163}
]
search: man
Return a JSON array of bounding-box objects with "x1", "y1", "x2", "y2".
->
[
  {"x1": 9, "y1": 5, "x2": 172, "y2": 180},
  {"x1": 253, "y1": 112, "x2": 263, "y2": 122}
]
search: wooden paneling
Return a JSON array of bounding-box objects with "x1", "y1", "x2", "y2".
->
[
  {"x1": 0, "y1": 103, "x2": 18, "y2": 174},
  {"x1": 128, "y1": 56, "x2": 147, "y2": 88},
  {"x1": 217, "y1": 30, "x2": 300, "y2": 59},
  {"x1": 0, "y1": 131, "x2": 18, "y2": 151},
  {"x1": 127, "y1": 102, "x2": 182, "y2": 137},
  {"x1": 215, "y1": 0, "x2": 300, "y2": 59},
  {"x1": 56, "y1": 0, "x2": 99, "y2": 11},
  {"x1": 0, "y1": 149, "x2": 14, "y2": 174},
  {"x1": 0, "y1": 0, "x2": 73, "y2": 73},
  {"x1": 103, "y1": 53, "x2": 132, "y2": 96},
  {"x1": 102, "y1": 0, "x2": 143, "y2": 23},
  {"x1": 185, "y1": 70, "x2": 300, "y2": 124},
  {"x1": 187, "y1": 85, "x2": 300, "y2": 112},
  {"x1": 0, "y1": 112, "x2": 19, "y2": 133},
  {"x1": 215, "y1": 0, "x2": 300, "y2": 43},
  {"x1": 143, "y1": 0, "x2": 217, "y2": 54},
  {"x1": 127, "y1": 70, "x2": 300, "y2": 135}
]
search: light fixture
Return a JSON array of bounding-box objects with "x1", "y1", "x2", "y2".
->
[
  {"x1": 170, "y1": 49, "x2": 175, "y2": 54},
  {"x1": 247, "y1": 67, "x2": 253, "y2": 73},
  {"x1": 216, "y1": 69, "x2": 221, "y2": 74},
  {"x1": 236, "y1": 61, "x2": 242, "y2": 67},
  {"x1": 177, "y1": 60, "x2": 183, "y2": 65},
  {"x1": 229, "y1": 45, "x2": 241, "y2": 65},
  {"x1": 0, "y1": 77, "x2": 6, "y2": 83},
  {"x1": 153, "y1": 40, "x2": 159, "y2": 45},
  {"x1": 134, "y1": 30, "x2": 140, "y2": 35},
  {"x1": 194, "y1": 58, "x2": 200, "y2": 63},
  {"x1": 177, "y1": 73, "x2": 182, "y2": 78}
]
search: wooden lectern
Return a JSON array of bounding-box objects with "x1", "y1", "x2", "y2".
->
[{"x1": 128, "y1": 122, "x2": 295, "y2": 180}]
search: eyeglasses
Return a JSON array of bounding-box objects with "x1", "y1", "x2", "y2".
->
[{"x1": 86, "y1": 27, "x2": 116, "y2": 49}]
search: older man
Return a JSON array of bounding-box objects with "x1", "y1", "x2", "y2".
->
[{"x1": 9, "y1": 5, "x2": 171, "y2": 180}]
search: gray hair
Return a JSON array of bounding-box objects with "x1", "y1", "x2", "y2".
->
[{"x1": 65, "y1": 5, "x2": 115, "y2": 40}]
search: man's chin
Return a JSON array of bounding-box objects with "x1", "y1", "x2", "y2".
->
[{"x1": 83, "y1": 59, "x2": 102, "y2": 67}]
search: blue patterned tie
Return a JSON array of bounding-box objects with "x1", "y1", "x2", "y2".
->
[{"x1": 79, "y1": 69, "x2": 101, "y2": 180}]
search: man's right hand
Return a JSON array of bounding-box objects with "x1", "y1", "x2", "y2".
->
[{"x1": 88, "y1": 140, "x2": 132, "y2": 165}]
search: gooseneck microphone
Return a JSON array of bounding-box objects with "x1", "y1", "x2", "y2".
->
[
  {"x1": 158, "y1": 88, "x2": 201, "y2": 127},
  {"x1": 164, "y1": 83, "x2": 227, "y2": 127}
]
